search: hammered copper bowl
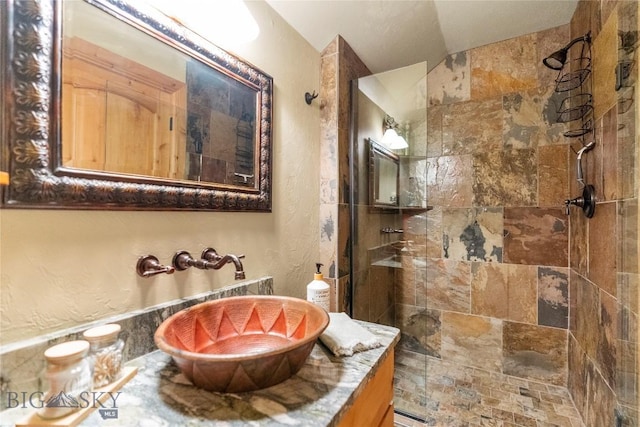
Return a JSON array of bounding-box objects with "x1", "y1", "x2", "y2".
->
[{"x1": 154, "y1": 295, "x2": 330, "y2": 393}]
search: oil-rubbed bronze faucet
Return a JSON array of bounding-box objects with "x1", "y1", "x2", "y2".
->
[
  {"x1": 201, "y1": 248, "x2": 246, "y2": 280},
  {"x1": 172, "y1": 249, "x2": 245, "y2": 280}
]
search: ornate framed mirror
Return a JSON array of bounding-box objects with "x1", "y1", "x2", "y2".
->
[{"x1": 0, "y1": 0, "x2": 273, "y2": 211}]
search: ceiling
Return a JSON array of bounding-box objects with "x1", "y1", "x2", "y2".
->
[{"x1": 264, "y1": 0, "x2": 579, "y2": 74}]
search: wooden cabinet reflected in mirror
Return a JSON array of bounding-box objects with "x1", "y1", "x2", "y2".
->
[{"x1": 1, "y1": 0, "x2": 272, "y2": 211}]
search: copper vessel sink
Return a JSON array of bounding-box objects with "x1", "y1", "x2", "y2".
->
[{"x1": 154, "y1": 295, "x2": 329, "y2": 392}]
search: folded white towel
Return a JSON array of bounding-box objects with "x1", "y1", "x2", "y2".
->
[{"x1": 319, "y1": 312, "x2": 382, "y2": 357}]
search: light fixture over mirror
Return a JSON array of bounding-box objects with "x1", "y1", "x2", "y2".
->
[{"x1": 381, "y1": 115, "x2": 408, "y2": 150}]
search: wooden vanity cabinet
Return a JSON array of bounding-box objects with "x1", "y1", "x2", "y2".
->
[{"x1": 338, "y1": 352, "x2": 394, "y2": 427}]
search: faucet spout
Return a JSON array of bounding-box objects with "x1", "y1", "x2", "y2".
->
[{"x1": 201, "y1": 248, "x2": 246, "y2": 280}]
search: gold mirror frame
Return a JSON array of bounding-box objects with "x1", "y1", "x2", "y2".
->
[{"x1": 0, "y1": 0, "x2": 273, "y2": 211}]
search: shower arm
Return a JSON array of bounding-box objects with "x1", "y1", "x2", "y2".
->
[{"x1": 576, "y1": 141, "x2": 595, "y2": 187}]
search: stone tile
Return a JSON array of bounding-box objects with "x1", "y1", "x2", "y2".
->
[
  {"x1": 396, "y1": 355, "x2": 584, "y2": 426},
  {"x1": 441, "y1": 312, "x2": 503, "y2": 372},
  {"x1": 570, "y1": 271, "x2": 600, "y2": 362},
  {"x1": 471, "y1": 263, "x2": 537, "y2": 324},
  {"x1": 470, "y1": 33, "x2": 538, "y2": 100},
  {"x1": 569, "y1": 206, "x2": 588, "y2": 275},
  {"x1": 427, "y1": 105, "x2": 443, "y2": 157},
  {"x1": 369, "y1": 265, "x2": 395, "y2": 323},
  {"x1": 536, "y1": 24, "x2": 571, "y2": 88},
  {"x1": 502, "y1": 322, "x2": 567, "y2": 386},
  {"x1": 593, "y1": 7, "x2": 618, "y2": 120},
  {"x1": 396, "y1": 305, "x2": 441, "y2": 358},
  {"x1": 538, "y1": 267, "x2": 569, "y2": 329},
  {"x1": 502, "y1": 86, "x2": 567, "y2": 149},
  {"x1": 588, "y1": 201, "x2": 617, "y2": 296},
  {"x1": 571, "y1": 0, "x2": 600, "y2": 44},
  {"x1": 426, "y1": 207, "x2": 443, "y2": 258},
  {"x1": 404, "y1": 212, "x2": 428, "y2": 258},
  {"x1": 428, "y1": 52, "x2": 471, "y2": 106},
  {"x1": 620, "y1": 199, "x2": 639, "y2": 275},
  {"x1": 351, "y1": 266, "x2": 370, "y2": 321},
  {"x1": 442, "y1": 208, "x2": 503, "y2": 262},
  {"x1": 538, "y1": 145, "x2": 570, "y2": 208},
  {"x1": 586, "y1": 361, "x2": 616, "y2": 426},
  {"x1": 442, "y1": 97, "x2": 503, "y2": 155},
  {"x1": 503, "y1": 207, "x2": 568, "y2": 266},
  {"x1": 600, "y1": 104, "x2": 618, "y2": 201},
  {"x1": 427, "y1": 258, "x2": 471, "y2": 313},
  {"x1": 427, "y1": 155, "x2": 474, "y2": 208},
  {"x1": 617, "y1": 333, "x2": 639, "y2": 408},
  {"x1": 597, "y1": 289, "x2": 617, "y2": 389},
  {"x1": 396, "y1": 258, "x2": 418, "y2": 306},
  {"x1": 472, "y1": 149, "x2": 537, "y2": 207},
  {"x1": 415, "y1": 262, "x2": 427, "y2": 308},
  {"x1": 618, "y1": 85, "x2": 637, "y2": 200}
]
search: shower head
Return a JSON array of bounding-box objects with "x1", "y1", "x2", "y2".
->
[
  {"x1": 543, "y1": 50, "x2": 568, "y2": 70},
  {"x1": 543, "y1": 33, "x2": 591, "y2": 70}
]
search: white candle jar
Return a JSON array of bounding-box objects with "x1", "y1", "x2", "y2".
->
[{"x1": 38, "y1": 340, "x2": 92, "y2": 419}]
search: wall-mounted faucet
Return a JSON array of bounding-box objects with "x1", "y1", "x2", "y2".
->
[
  {"x1": 136, "y1": 255, "x2": 175, "y2": 278},
  {"x1": 173, "y1": 249, "x2": 246, "y2": 280},
  {"x1": 201, "y1": 248, "x2": 245, "y2": 280}
]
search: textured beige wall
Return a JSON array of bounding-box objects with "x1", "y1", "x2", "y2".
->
[{"x1": 0, "y1": 0, "x2": 321, "y2": 344}]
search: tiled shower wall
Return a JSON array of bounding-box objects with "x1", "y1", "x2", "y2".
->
[
  {"x1": 567, "y1": 1, "x2": 639, "y2": 426},
  {"x1": 319, "y1": 36, "x2": 371, "y2": 312},
  {"x1": 425, "y1": 23, "x2": 573, "y2": 386},
  {"x1": 425, "y1": 1, "x2": 639, "y2": 425}
]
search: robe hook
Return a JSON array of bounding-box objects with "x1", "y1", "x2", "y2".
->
[{"x1": 305, "y1": 91, "x2": 318, "y2": 105}]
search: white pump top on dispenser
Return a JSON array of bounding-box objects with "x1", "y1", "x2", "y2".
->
[{"x1": 306, "y1": 263, "x2": 330, "y2": 311}]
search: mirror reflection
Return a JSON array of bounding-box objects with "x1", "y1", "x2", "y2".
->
[
  {"x1": 369, "y1": 138, "x2": 399, "y2": 207},
  {"x1": 62, "y1": 0, "x2": 258, "y2": 188}
]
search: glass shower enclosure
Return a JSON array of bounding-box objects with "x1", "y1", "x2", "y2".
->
[{"x1": 348, "y1": 62, "x2": 428, "y2": 421}]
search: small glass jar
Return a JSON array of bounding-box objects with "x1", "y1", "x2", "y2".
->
[
  {"x1": 38, "y1": 340, "x2": 92, "y2": 419},
  {"x1": 83, "y1": 324, "x2": 125, "y2": 388}
]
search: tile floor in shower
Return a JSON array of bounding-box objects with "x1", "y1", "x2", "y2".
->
[{"x1": 392, "y1": 347, "x2": 585, "y2": 427}]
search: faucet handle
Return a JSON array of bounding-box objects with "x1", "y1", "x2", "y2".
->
[
  {"x1": 201, "y1": 248, "x2": 221, "y2": 262},
  {"x1": 136, "y1": 255, "x2": 175, "y2": 278}
]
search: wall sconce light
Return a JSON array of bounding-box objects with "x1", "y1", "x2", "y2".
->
[
  {"x1": 382, "y1": 114, "x2": 408, "y2": 149},
  {"x1": 542, "y1": 32, "x2": 591, "y2": 70}
]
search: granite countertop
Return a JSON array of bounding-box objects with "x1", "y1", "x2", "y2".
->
[{"x1": 2, "y1": 321, "x2": 399, "y2": 427}]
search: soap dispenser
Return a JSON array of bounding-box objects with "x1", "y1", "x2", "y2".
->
[{"x1": 306, "y1": 263, "x2": 330, "y2": 311}]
